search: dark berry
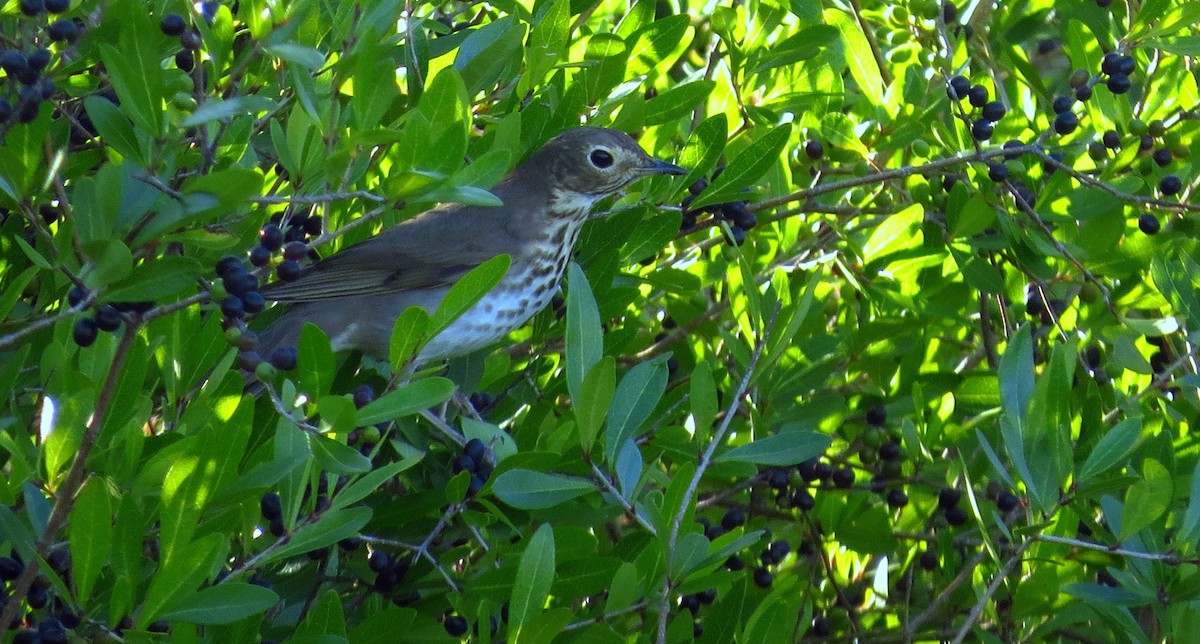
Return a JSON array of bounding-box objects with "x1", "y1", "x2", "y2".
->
[
  {"x1": 240, "y1": 291, "x2": 266, "y2": 314},
  {"x1": 94, "y1": 305, "x2": 121, "y2": 332},
  {"x1": 161, "y1": 13, "x2": 187, "y2": 36},
  {"x1": 1138, "y1": 214, "x2": 1160, "y2": 235},
  {"x1": 44, "y1": 0, "x2": 68, "y2": 12},
  {"x1": 768, "y1": 539, "x2": 791, "y2": 561},
  {"x1": 0, "y1": 99, "x2": 11, "y2": 123},
  {"x1": 1088, "y1": 141, "x2": 1108, "y2": 162},
  {"x1": 752, "y1": 567, "x2": 773, "y2": 588},
  {"x1": 303, "y1": 215, "x2": 323, "y2": 236},
  {"x1": 444, "y1": 615, "x2": 469, "y2": 637},
  {"x1": 938, "y1": 488, "x2": 962, "y2": 509},
  {"x1": 47, "y1": 18, "x2": 80, "y2": 43},
  {"x1": 1054, "y1": 111, "x2": 1078, "y2": 135},
  {"x1": 0, "y1": 555, "x2": 22, "y2": 580},
  {"x1": 886, "y1": 489, "x2": 909, "y2": 508},
  {"x1": 28, "y1": 48, "x2": 50, "y2": 72},
  {"x1": 941, "y1": 2, "x2": 958, "y2": 23},
  {"x1": 1148, "y1": 120, "x2": 1166, "y2": 137},
  {"x1": 1117, "y1": 55, "x2": 1135, "y2": 75},
  {"x1": 1102, "y1": 130, "x2": 1121, "y2": 149},
  {"x1": 948, "y1": 75, "x2": 969, "y2": 100},
  {"x1": 997, "y1": 491, "x2": 1019, "y2": 512},
  {"x1": 368, "y1": 550, "x2": 391, "y2": 572},
  {"x1": 791, "y1": 489, "x2": 815, "y2": 511},
  {"x1": 987, "y1": 162, "x2": 1008, "y2": 182},
  {"x1": 73, "y1": 317, "x2": 98, "y2": 347},
  {"x1": 268, "y1": 347, "x2": 298, "y2": 371},
  {"x1": 353, "y1": 384, "x2": 375, "y2": 408},
  {"x1": 147, "y1": 620, "x2": 170, "y2": 634},
  {"x1": 1069, "y1": 69, "x2": 1090, "y2": 88},
  {"x1": 725, "y1": 555, "x2": 745, "y2": 571},
  {"x1": 697, "y1": 588, "x2": 717, "y2": 604},
  {"x1": 766, "y1": 468, "x2": 789, "y2": 490},
  {"x1": 810, "y1": 616, "x2": 831, "y2": 637},
  {"x1": 981, "y1": 100, "x2": 1005, "y2": 122},
  {"x1": 13, "y1": 630, "x2": 39, "y2": 644},
  {"x1": 878, "y1": 441, "x2": 902, "y2": 461},
  {"x1": 19, "y1": 0, "x2": 44, "y2": 17},
  {"x1": 680, "y1": 594, "x2": 701, "y2": 613},
  {"x1": 259, "y1": 223, "x2": 284, "y2": 250},
  {"x1": 720, "y1": 508, "x2": 746, "y2": 530},
  {"x1": 1043, "y1": 151, "x2": 1065, "y2": 173},
  {"x1": 919, "y1": 548, "x2": 938, "y2": 570},
  {"x1": 1152, "y1": 148, "x2": 1172, "y2": 167},
  {"x1": 181, "y1": 30, "x2": 203, "y2": 51},
  {"x1": 967, "y1": 84, "x2": 988, "y2": 107},
  {"x1": 1159, "y1": 175, "x2": 1182, "y2": 196},
  {"x1": 215, "y1": 255, "x2": 243, "y2": 276},
  {"x1": 67, "y1": 285, "x2": 88, "y2": 307},
  {"x1": 38, "y1": 617, "x2": 69, "y2": 643},
  {"x1": 725, "y1": 225, "x2": 746, "y2": 246},
  {"x1": 175, "y1": 49, "x2": 195, "y2": 72},
  {"x1": 464, "y1": 438, "x2": 487, "y2": 463},
  {"x1": 1075, "y1": 85, "x2": 1093, "y2": 102},
  {"x1": 338, "y1": 536, "x2": 362, "y2": 550},
  {"x1": 452, "y1": 453, "x2": 475, "y2": 474},
  {"x1": 805, "y1": 138, "x2": 824, "y2": 160},
  {"x1": 1106, "y1": 73, "x2": 1131, "y2": 94},
  {"x1": 1101, "y1": 52, "x2": 1121, "y2": 75},
  {"x1": 832, "y1": 467, "x2": 855, "y2": 488},
  {"x1": 220, "y1": 295, "x2": 245, "y2": 319},
  {"x1": 282, "y1": 240, "x2": 308, "y2": 261},
  {"x1": 970, "y1": 119, "x2": 993, "y2": 141},
  {"x1": 797, "y1": 458, "x2": 820, "y2": 481},
  {"x1": 260, "y1": 492, "x2": 282, "y2": 520},
  {"x1": 276, "y1": 259, "x2": 303, "y2": 281},
  {"x1": 248, "y1": 244, "x2": 272, "y2": 267},
  {"x1": 945, "y1": 504, "x2": 969, "y2": 525},
  {"x1": 865, "y1": 405, "x2": 886, "y2": 426},
  {"x1": 1051, "y1": 95, "x2": 1073, "y2": 114}
]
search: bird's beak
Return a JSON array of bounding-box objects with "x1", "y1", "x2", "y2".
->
[{"x1": 645, "y1": 158, "x2": 687, "y2": 176}]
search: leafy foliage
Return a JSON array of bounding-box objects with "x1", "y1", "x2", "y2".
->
[{"x1": 1, "y1": 0, "x2": 1198, "y2": 641}]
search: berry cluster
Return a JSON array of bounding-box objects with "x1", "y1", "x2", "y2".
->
[
  {"x1": 442, "y1": 607, "x2": 506, "y2": 638},
  {"x1": 251, "y1": 214, "x2": 322, "y2": 280},
  {"x1": 0, "y1": 0, "x2": 79, "y2": 128},
  {"x1": 452, "y1": 438, "x2": 495, "y2": 497},
  {"x1": 946, "y1": 76, "x2": 1006, "y2": 142},
  {"x1": 680, "y1": 174, "x2": 757, "y2": 246},
  {"x1": 368, "y1": 549, "x2": 413, "y2": 593},
  {"x1": 160, "y1": 13, "x2": 203, "y2": 72},
  {"x1": 677, "y1": 587, "x2": 716, "y2": 637},
  {"x1": 66, "y1": 286, "x2": 125, "y2": 347},
  {"x1": 1, "y1": 547, "x2": 79, "y2": 643}
]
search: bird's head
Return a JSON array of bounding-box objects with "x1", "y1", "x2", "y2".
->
[{"x1": 526, "y1": 127, "x2": 686, "y2": 203}]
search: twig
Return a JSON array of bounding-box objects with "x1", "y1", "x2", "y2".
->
[{"x1": 655, "y1": 300, "x2": 780, "y2": 644}]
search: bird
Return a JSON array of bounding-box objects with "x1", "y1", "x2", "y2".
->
[{"x1": 252, "y1": 127, "x2": 686, "y2": 372}]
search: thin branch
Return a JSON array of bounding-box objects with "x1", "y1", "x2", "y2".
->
[{"x1": 655, "y1": 300, "x2": 780, "y2": 644}]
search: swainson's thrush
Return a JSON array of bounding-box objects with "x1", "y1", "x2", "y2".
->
[{"x1": 255, "y1": 127, "x2": 685, "y2": 366}]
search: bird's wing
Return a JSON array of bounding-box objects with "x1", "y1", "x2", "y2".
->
[{"x1": 261, "y1": 203, "x2": 521, "y2": 303}]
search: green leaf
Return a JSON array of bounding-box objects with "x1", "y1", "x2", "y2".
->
[
  {"x1": 575, "y1": 357, "x2": 616, "y2": 454},
  {"x1": 298, "y1": 323, "x2": 335, "y2": 398},
  {"x1": 389, "y1": 306, "x2": 431, "y2": 371},
  {"x1": 310, "y1": 433, "x2": 372, "y2": 474},
  {"x1": 509, "y1": 523, "x2": 556, "y2": 632},
  {"x1": 295, "y1": 589, "x2": 348, "y2": 638},
  {"x1": 565, "y1": 263, "x2": 603, "y2": 404},
  {"x1": 81, "y1": 239, "x2": 133, "y2": 286},
  {"x1": 605, "y1": 359, "x2": 668, "y2": 465},
  {"x1": 333, "y1": 460, "x2": 415, "y2": 510},
  {"x1": 103, "y1": 256, "x2": 202, "y2": 303},
  {"x1": 69, "y1": 478, "x2": 113, "y2": 602},
  {"x1": 181, "y1": 95, "x2": 278, "y2": 127},
  {"x1": 139, "y1": 533, "x2": 224, "y2": 628},
  {"x1": 717, "y1": 431, "x2": 832, "y2": 466},
  {"x1": 999, "y1": 325, "x2": 1036, "y2": 501},
  {"x1": 825, "y1": 8, "x2": 886, "y2": 109},
  {"x1": 429, "y1": 254, "x2": 511, "y2": 335},
  {"x1": 157, "y1": 583, "x2": 279, "y2": 624},
  {"x1": 1178, "y1": 459, "x2": 1200, "y2": 546},
  {"x1": 100, "y1": 0, "x2": 165, "y2": 135},
  {"x1": 454, "y1": 17, "x2": 527, "y2": 94},
  {"x1": 264, "y1": 43, "x2": 327, "y2": 69},
  {"x1": 1121, "y1": 458, "x2": 1172, "y2": 539},
  {"x1": 268, "y1": 506, "x2": 372, "y2": 561},
  {"x1": 690, "y1": 125, "x2": 791, "y2": 210},
  {"x1": 83, "y1": 96, "x2": 143, "y2": 164},
  {"x1": 492, "y1": 469, "x2": 596, "y2": 510},
  {"x1": 643, "y1": 81, "x2": 715, "y2": 125},
  {"x1": 1077, "y1": 418, "x2": 1142, "y2": 485},
  {"x1": 356, "y1": 378, "x2": 456, "y2": 425},
  {"x1": 679, "y1": 113, "x2": 727, "y2": 189}
]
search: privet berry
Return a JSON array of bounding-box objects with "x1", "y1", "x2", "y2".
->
[
  {"x1": 161, "y1": 13, "x2": 187, "y2": 36},
  {"x1": 1102, "y1": 130, "x2": 1121, "y2": 149},
  {"x1": 1106, "y1": 73, "x2": 1131, "y2": 94},
  {"x1": 970, "y1": 119, "x2": 993, "y2": 141},
  {"x1": 73, "y1": 317, "x2": 98, "y2": 347},
  {"x1": 947, "y1": 75, "x2": 969, "y2": 100},
  {"x1": 1138, "y1": 214, "x2": 1160, "y2": 235},
  {"x1": 981, "y1": 100, "x2": 1005, "y2": 122},
  {"x1": 987, "y1": 162, "x2": 1008, "y2": 182},
  {"x1": 1053, "y1": 111, "x2": 1078, "y2": 135},
  {"x1": 1159, "y1": 175, "x2": 1182, "y2": 196},
  {"x1": 1051, "y1": 95, "x2": 1073, "y2": 114}
]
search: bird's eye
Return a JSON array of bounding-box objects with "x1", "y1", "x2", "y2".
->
[{"x1": 589, "y1": 149, "x2": 614, "y2": 168}]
